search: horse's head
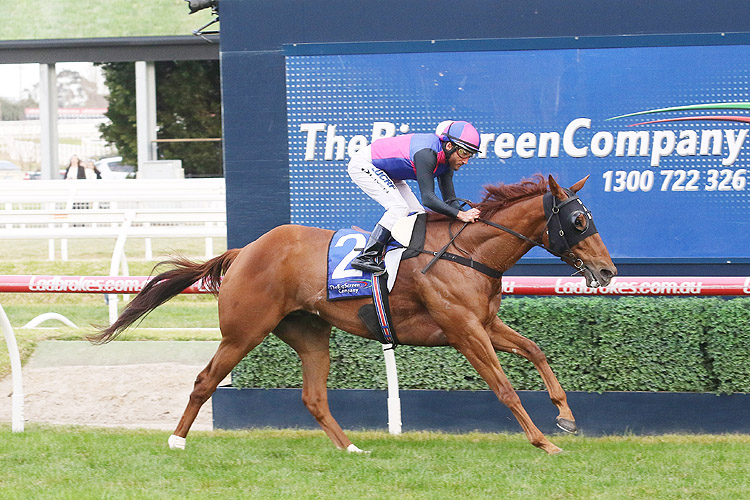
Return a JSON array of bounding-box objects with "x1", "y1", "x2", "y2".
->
[{"x1": 546, "y1": 175, "x2": 617, "y2": 288}]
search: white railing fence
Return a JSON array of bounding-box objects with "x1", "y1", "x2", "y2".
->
[{"x1": 1, "y1": 178, "x2": 226, "y2": 259}]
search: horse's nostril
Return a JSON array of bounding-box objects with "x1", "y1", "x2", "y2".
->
[{"x1": 600, "y1": 269, "x2": 614, "y2": 280}]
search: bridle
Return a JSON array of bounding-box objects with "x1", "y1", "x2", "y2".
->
[{"x1": 421, "y1": 192, "x2": 598, "y2": 276}]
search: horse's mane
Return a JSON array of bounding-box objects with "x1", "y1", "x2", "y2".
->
[
  {"x1": 475, "y1": 174, "x2": 549, "y2": 218},
  {"x1": 427, "y1": 174, "x2": 549, "y2": 222}
]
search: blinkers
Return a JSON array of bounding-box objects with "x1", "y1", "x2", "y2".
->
[{"x1": 543, "y1": 189, "x2": 598, "y2": 255}]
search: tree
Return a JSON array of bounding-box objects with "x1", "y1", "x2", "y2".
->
[
  {"x1": 57, "y1": 70, "x2": 108, "y2": 108},
  {"x1": 98, "y1": 60, "x2": 222, "y2": 177},
  {"x1": 98, "y1": 63, "x2": 137, "y2": 164},
  {"x1": 0, "y1": 96, "x2": 37, "y2": 121}
]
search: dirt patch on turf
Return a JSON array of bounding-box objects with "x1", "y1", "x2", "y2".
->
[{"x1": 0, "y1": 342, "x2": 226, "y2": 431}]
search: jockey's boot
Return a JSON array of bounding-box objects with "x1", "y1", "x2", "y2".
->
[{"x1": 351, "y1": 224, "x2": 391, "y2": 276}]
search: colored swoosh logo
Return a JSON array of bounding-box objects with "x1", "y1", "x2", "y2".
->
[
  {"x1": 626, "y1": 116, "x2": 750, "y2": 126},
  {"x1": 606, "y1": 102, "x2": 750, "y2": 121}
]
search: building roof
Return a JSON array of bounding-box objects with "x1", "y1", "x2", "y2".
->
[{"x1": 0, "y1": 35, "x2": 219, "y2": 64}]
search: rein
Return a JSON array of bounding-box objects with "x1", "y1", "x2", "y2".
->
[
  {"x1": 476, "y1": 216, "x2": 583, "y2": 270},
  {"x1": 419, "y1": 195, "x2": 587, "y2": 278}
]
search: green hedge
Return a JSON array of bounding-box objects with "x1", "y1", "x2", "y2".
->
[{"x1": 231, "y1": 297, "x2": 750, "y2": 394}]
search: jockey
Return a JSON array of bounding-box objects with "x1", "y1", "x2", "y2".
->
[{"x1": 347, "y1": 120, "x2": 482, "y2": 275}]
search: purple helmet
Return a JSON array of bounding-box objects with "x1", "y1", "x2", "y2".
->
[{"x1": 440, "y1": 121, "x2": 481, "y2": 154}]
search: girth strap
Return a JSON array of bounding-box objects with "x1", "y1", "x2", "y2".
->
[{"x1": 417, "y1": 249, "x2": 503, "y2": 279}]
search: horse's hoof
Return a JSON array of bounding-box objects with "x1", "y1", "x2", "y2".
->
[
  {"x1": 168, "y1": 434, "x2": 186, "y2": 450},
  {"x1": 556, "y1": 417, "x2": 578, "y2": 434},
  {"x1": 346, "y1": 444, "x2": 371, "y2": 454}
]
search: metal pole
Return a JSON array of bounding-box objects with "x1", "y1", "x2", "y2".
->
[
  {"x1": 39, "y1": 63, "x2": 59, "y2": 180},
  {"x1": 135, "y1": 61, "x2": 157, "y2": 172}
]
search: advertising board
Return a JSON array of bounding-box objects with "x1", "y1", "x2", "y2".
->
[{"x1": 286, "y1": 42, "x2": 750, "y2": 262}]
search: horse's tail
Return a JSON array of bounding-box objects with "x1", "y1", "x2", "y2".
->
[{"x1": 88, "y1": 248, "x2": 241, "y2": 344}]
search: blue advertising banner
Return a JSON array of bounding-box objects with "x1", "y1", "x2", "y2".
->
[{"x1": 285, "y1": 44, "x2": 750, "y2": 261}]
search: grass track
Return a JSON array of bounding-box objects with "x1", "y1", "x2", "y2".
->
[{"x1": 0, "y1": 426, "x2": 748, "y2": 499}]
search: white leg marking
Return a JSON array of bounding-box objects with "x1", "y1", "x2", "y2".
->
[
  {"x1": 168, "y1": 434, "x2": 186, "y2": 450},
  {"x1": 346, "y1": 443, "x2": 371, "y2": 454}
]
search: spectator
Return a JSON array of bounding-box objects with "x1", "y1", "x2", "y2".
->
[
  {"x1": 63, "y1": 155, "x2": 83, "y2": 180},
  {"x1": 64, "y1": 155, "x2": 101, "y2": 180},
  {"x1": 85, "y1": 160, "x2": 102, "y2": 179}
]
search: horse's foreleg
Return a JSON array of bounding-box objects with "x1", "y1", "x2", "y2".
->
[
  {"x1": 446, "y1": 319, "x2": 562, "y2": 454},
  {"x1": 275, "y1": 316, "x2": 366, "y2": 453},
  {"x1": 169, "y1": 335, "x2": 265, "y2": 449},
  {"x1": 487, "y1": 318, "x2": 577, "y2": 433}
]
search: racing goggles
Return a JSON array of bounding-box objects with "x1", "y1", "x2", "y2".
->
[{"x1": 453, "y1": 144, "x2": 475, "y2": 159}]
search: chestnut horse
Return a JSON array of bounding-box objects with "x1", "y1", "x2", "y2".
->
[{"x1": 90, "y1": 174, "x2": 616, "y2": 454}]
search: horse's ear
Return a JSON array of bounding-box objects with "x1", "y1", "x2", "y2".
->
[
  {"x1": 548, "y1": 175, "x2": 567, "y2": 199},
  {"x1": 569, "y1": 175, "x2": 590, "y2": 193}
]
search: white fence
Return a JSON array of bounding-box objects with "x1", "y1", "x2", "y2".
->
[
  {"x1": 1, "y1": 178, "x2": 225, "y2": 210},
  {"x1": 0, "y1": 179, "x2": 226, "y2": 260}
]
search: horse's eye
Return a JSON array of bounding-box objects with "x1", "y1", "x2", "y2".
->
[{"x1": 571, "y1": 212, "x2": 587, "y2": 232}]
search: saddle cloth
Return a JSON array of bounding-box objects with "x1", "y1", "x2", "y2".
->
[{"x1": 326, "y1": 213, "x2": 425, "y2": 301}]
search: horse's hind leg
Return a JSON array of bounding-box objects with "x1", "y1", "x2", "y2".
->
[
  {"x1": 487, "y1": 318, "x2": 577, "y2": 434},
  {"x1": 274, "y1": 313, "x2": 366, "y2": 453},
  {"x1": 169, "y1": 331, "x2": 269, "y2": 449}
]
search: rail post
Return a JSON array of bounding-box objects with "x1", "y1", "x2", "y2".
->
[
  {"x1": 0, "y1": 304, "x2": 24, "y2": 432},
  {"x1": 382, "y1": 344, "x2": 402, "y2": 435}
]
